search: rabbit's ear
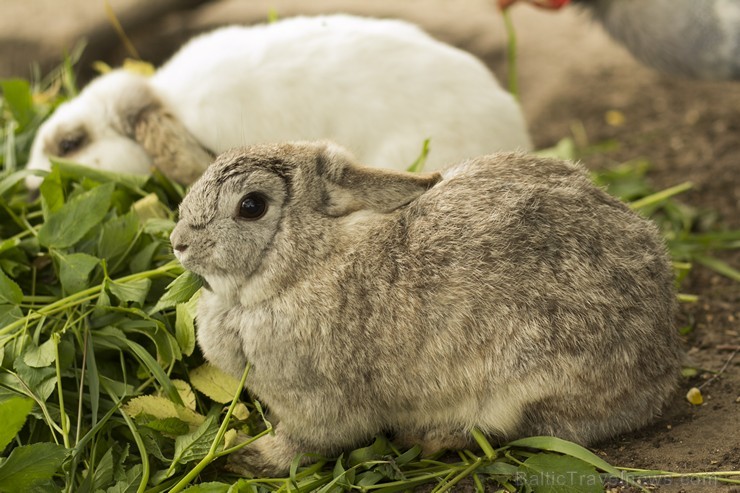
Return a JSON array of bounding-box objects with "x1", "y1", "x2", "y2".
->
[
  {"x1": 318, "y1": 143, "x2": 441, "y2": 216},
  {"x1": 133, "y1": 107, "x2": 214, "y2": 185},
  {"x1": 116, "y1": 82, "x2": 213, "y2": 185}
]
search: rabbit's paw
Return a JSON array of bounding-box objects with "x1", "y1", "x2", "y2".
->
[
  {"x1": 225, "y1": 431, "x2": 303, "y2": 478},
  {"x1": 394, "y1": 428, "x2": 471, "y2": 456}
]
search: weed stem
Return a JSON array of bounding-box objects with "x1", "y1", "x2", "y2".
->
[
  {"x1": 168, "y1": 362, "x2": 251, "y2": 493},
  {"x1": 502, "y1": 9, "x2": 519, "y2": 101}
]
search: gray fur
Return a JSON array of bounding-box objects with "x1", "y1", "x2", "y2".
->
[
  {"x1": 114, "y1": 75, "x2": 214, "y2": 184},
  {"x1": 171, "y1": 142, "x2": 682, "y2": 476},
  {"x1": 576, "y1": 0, "x2": 740, "y2": 80}
]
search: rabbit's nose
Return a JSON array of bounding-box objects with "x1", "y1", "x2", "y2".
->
[{"x1": 173, "y1": 243, "x2": 188, "y2": 253}]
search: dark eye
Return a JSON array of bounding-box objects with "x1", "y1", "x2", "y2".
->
[
  {"x1": 238, "y1": 193, "x2": 268, "y2": 220},
  {"x1": 59, "y1": 135, "x2": 84, "y2": 156}
]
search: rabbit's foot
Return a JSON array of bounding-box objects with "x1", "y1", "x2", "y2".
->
[
  {"x1": 225, "y1": 431, "x2": 304, "y2": 477},
  {"x1": 394, "y1": 428, "x2": 471, "y2": 456}
]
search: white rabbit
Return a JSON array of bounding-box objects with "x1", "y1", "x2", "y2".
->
[
  {"x1": 25, "y1": 15, "x2": 531, "y2": 188},
  {"x1": 171, "y1": 141, "x2": 682, "y2": 477}
]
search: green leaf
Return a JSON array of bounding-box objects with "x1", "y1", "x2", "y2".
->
[
  {"x1": 122, "y1": 339, "x2": 183, "y2": 406},
  {"x1": 0, "y1": 269, "x2": 22, "y2": 305},
  {"x1": 0, "y1": 79, "x2": 34, "y2": 128},
  {"x1": 39, "y1": 166, "x2": 65, "y2": 217},
  {"x1": 0, "y1": 259, "x2": 26, "y2": 279},
  {"x1": 10, "y1": 356, "x2": 57, "y2": 401},
  {"x1": 0, "y1": 396, "x2": 34, "y2": 451},
  {"x1": 94, "y1": 288, "x2": 112, "y2": 316},
  {"x1": 120, "y1": 318, "x2": 180, "y2": 366},
  {"x1": 23, "y1": 339, "x2": 56, "y2": 368},
  {"x1": 517, "y1": 453, "x2": 602, "y2": 493},
  {"x1": 175, "y1": 304, "x2": 196, "y2": 357},
  {"x1": 143, "y1": 218, "x2": 176, "y2": 236},
  {"x1": 356, "y1": 471, "x2": 385, "y2": 487},
  {"x1": 105, "y1": 463, "x2": 142, "y2": 493},
  {"x1": 477, "y1": 461, "x2": 519, "y2": 476},
  {"x1": 406, "y1": 138, "x2": 430, "y2": 173},
  {"x1": 394, "y1": 444, "x2": 421, "y2": 466},
  {"x1": 107, "y1": 278, "x2": 151, "y2": 306},
  {"x1": 317, "y1": 455, "x2": 355, "y2": 493},
  {"x1": 98, "y1": 212, "x2": 140, "y2": 265},
  {"x1": 52, "y1": 158, "x2": 149, "y2": 195},
  {"x1": 150, "y1": 270, "x2": 202, "y2": 313},
  {"x1": 0, "y1": 238, "x2": 20, "y2": 256},
  {"x1": 182, "y1": 482, "x2": 231, "y2": 493},
  {"x1": 139, "y1": 428, "x2": 170, "y2": 463},
  {"x1": 0, "y1": 305, "x2": 23, "y2": 331},
  {"x1": 172, "y1": 411, "x2": 219, "y2": 465},
  {"x1": 92, "y1": 447, "x2": 115, "y2": 492},
  {"x1": 128, "y1": 241, "x2": 160, "y2": 273},
  {"x1": 535, "y1": 137, "x2": 577, "y2": 160},
  {"x1": 0, "y1": 443, "x2": 69, "y2": 492},
  {"x1": 507, "y1": 436, "x2": 623, "y2": 481},
  {"x1": 55, "y1": 251, "x2": 99, "y2": 294},
  {"x1": 175, "y1": 290, "x2": 199, "y2": 357},
  {"x1": 38, "y1": 182, "x2": 115, "y2": 248},
  {"x1": 693, "y1": 254, "x2": 740, "y2": 282},
  {"x1": 85, "y1": 331, "x2": 100, "y2": 428},
  {"x1": 346, "y1": 436, "x2": 392, "y2": 467},
  {"x1": 3, "y1": 119, "x2": 17, "y2": 173},
  {"x1": 143, "y1": 417, "x2": 190, "y2": 436},
  {"x1": 0, "y1": 169, "x2": 41, "y2": 197}
]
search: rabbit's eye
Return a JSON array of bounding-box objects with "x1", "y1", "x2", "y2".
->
[
  {"x1": 238, "y1": 193, "x2": 268, "y2": 220},
  {"x1": 58, "y1": 135, "x2": 85, "y2": 156}
]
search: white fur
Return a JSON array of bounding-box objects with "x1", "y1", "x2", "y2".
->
[
  {"x1": 26, "y1": 73, "x2": 154, "y2": 188},
  {"x1": 26, "y1": 15, "x2": 531, "y2": 187}
]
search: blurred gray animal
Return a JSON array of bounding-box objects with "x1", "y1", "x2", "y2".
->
[
  {"x1": 170, "y1": 142, "x2": 682, "y2": 476},
  {"x1": 501, "y1": 0, "x2": 740, "y2": 80}
]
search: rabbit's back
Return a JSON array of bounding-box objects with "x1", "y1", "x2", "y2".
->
[
  {"x1": 151, "y1": 16, "x2": 530, "y2": 170},
  {"x1": 408, "y1": 154, "x2": 678, "y2": 361},
  {"x1": 303, "y1": 153, "x2": 680, "y2": 443},
  {"x1": 392, "y1": 154, "x2": 680, "y2": 440}
]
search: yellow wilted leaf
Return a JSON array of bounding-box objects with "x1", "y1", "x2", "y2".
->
[
  {"x1": 132, "y1": 193, "x2": 170, "y2": 222},
  {"x1": 686, "y1": 387, "x2": 704, "y2": 405},
  {"x1": 232, "y1": 403, "x2": 250, "y2": 421},
  {"x1": 171, "y1": 379, "x2": 196, "y2": 411},
  {"x1": 32, "y1": 80, "x2": 62, "y2": 106},
  {"x1": 92, "y1": 61, "x2": 113, "y2": 74},
  {"x1": 223, "y1": 429, "x2": 238, "y2": 449},
  {"x1": 190, "y1": 363, "x2": 241, "y2": 404},
  {"x1": 122, "y1": 58, "x2": 155, "y2": 76},
  {"x1": 123, "y1": 395, "x2": 205, "y2": 427}
]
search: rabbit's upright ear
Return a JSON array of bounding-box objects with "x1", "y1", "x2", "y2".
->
[
  {"x1": 317, "y1": 143, "x2": 441, "y2": 216},
  {"x1": 116, "y1": 81, "x2": 213, "y2": 185}
]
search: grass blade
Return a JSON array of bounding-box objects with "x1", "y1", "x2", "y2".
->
[{"x1": 693, "y1": 254, "x2": 740, "y2": 282}]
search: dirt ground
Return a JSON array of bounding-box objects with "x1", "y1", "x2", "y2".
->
[{"x1": 1, "y1": 1, "x2": 738, "y2": 491}]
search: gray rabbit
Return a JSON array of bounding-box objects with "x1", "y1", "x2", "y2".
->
[{"x1": 170, "y1": 142, "x2": 682, "y2": 476}]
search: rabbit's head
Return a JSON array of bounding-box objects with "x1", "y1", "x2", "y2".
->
[
  {"x1": 26, "y1": 70, "x2": 211, "y2": 188},
  {"x1": 26, "y1": 71, "x2": 156, "y2": 187},
  {"x1": 170, "y1": 141, "x2": 440, "y2": 299}
]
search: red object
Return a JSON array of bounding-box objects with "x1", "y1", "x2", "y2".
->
[{"x1": 498, "y1": 0, "x2": 572, "y2": 10}]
